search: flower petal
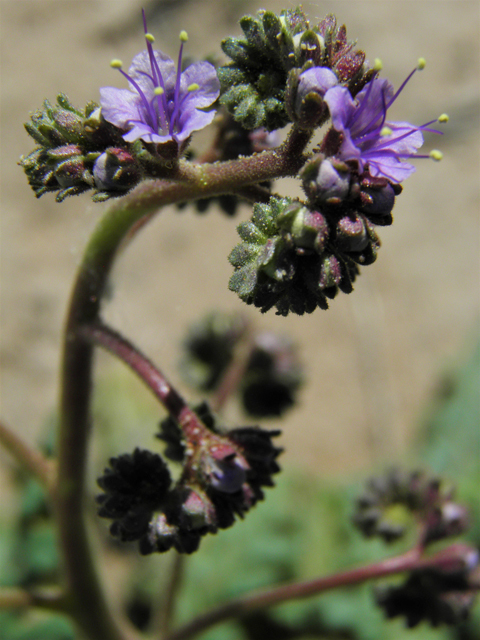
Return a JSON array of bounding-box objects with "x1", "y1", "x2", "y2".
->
[{"x1": 100, "y1": 87, "x2": 140, "y2": 130}]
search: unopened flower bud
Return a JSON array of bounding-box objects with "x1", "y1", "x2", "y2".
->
[
  {"x1": 286, "y1": 66, "x2": 338, "y2": 129},
  {"x1": 93, "y1": 147, "x2": 140, "y2": 193},
  {"x1": 277, "y1": 203, "x2": 329, "y2": 252},
  {"x1": 181, "y1": 487, "x2": 216, "y2": 529},
  {"x1": 360, "y1": 183, "x2": 396, "y2": 224},
  {"x1": 335, "y1": 214, "x2": 369, "y2": 252},
  {"x1": 301, "y1": 155, "x2": 351, "y2": 206}
]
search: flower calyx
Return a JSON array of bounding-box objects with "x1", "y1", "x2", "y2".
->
[
  {"x1": 376, "y1": 544, "x2": 479, "y2": 628},
  {"x1": 179, "y1": 310, "x2": 303, "y2": 417}
]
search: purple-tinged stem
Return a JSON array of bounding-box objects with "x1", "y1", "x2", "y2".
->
[
  {"x1": 165, "y1": 545, "x2": 476, "y2": 640},
  {"x1": 78, "y1": 323, "x2": 207, "y2": 442},
  {"x1": 56, "y1": 127, "x2": 313, "y2": 640}
]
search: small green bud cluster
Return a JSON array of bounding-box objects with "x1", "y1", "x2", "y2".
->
[
  {"x1": 19, "y1": 94, "x2": 164, "y2": 202},
  {"x1": 228, "y1": 149, "x2": 402, "y2": 315},
  {"x1": 219, "y1": 9, "x2": 369, "y2": 131},
  {"x1": 228, "y1": 195, "x2": 366, "y2": 316}
]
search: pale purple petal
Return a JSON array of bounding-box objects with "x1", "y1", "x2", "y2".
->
[
  {"x1": 176, "y1": 108, "x2": 217, "y2": 141},
  {"x1": 324, "y1": 86, "x2": 355, "y2": 134},
  {"x1": 100, "y1": 87, "x2": 140, "y2": 130},
  {"x1": 180, "y1": 62, "x2": 220, "y2": 108},
  {"x1": 128, "y1": 50, "x2": 175, "y2": 96},
  {"x1": 323, "y1": 76, "x2": 433, "y2": 183}
]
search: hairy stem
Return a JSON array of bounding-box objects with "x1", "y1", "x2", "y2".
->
[
  {"x1": 0, "y1": 420, "x2": 54, "y2": 492},
  {"x1": 56, "y1": 137, "x2": 311, "y2": 640}
]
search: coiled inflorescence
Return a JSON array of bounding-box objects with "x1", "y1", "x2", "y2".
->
[
  {"x1": 97, "y1": 403, "x2": 281, "y2": 554},
  {"x1": 219, "y1": 9, "x2": 370, "y2": 131}
]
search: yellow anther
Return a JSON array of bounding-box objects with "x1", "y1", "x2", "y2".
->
[
  {"x1": 380, "y1": 126, "x2": 392, "y2": 137},
  {"x1": 179, "y1": 30, "x2": 189, "y2": 42},
  {"x1": 417, "y1": 57, "x2": 426, "y2": 70},
  {"x1": 430, "y1": 150, "x2": 443, "y2": 161},
  {"x1": 373, "y1": 58, "x2": 383, "y2": 71},
  {"x1": 438, "y1": 113, "x2": 449, "y2": 123},
  {"x1": 154, "y1": 87, "x2": 165, "y2": 96},
  {"x1": 145, "y1": 33, "x2": 155, "y2": 43},
  {"x1": 110, "y1": 59, "x2": 123, "y2": 69},
  {"x1": 187, "y1": 83, "x2": 199, "y2": 92}
]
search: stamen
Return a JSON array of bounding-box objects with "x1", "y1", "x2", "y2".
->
[
  {"x1": 154, "y1": 87, "x2": 165, "y2": 96},
  {"x1": 170, "y1": 30, "x2": 189, "y2": 135},
  {"x1": 430, "y1": 150, "x2": 443, "y2": 161},
  {"x1": 110, "y1": 59, "x2": 123, "y2": 69},
  {"x1": 373, "y1": 58, "x2": 383, "y2": 71},
  {"x1": 380, "y1": 126, "x2": 392, "y2": 136},
  {"x1": 438, "y1": 113, "x2": 449, "y2": 123},
  {"x1": 142, "y1": 8, "x2": 168, "y2": 133},
  {"x1": 113, "y1": 64, "x2": 157, "y2": 130},
  {"x1": 187, "y1": 83, "x2": 199, "y2": 92},
  {"x1": 417, "y1": 57, "x2": 426, "y2": 70}
]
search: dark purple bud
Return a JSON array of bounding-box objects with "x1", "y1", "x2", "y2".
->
[
  {"x1": 208, "y1": 455, "x2": 247, "y2": 493},
  {"x1": 361, "y1": 183, "x2": 396, "y2": 217}
]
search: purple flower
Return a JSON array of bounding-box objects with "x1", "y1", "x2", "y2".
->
[
  {"x1": 324, "y1": 65, "x2": 444, "y2": 182},
  {"x1": 100, "y1": 11, "x2": 220, "y2": 146}
]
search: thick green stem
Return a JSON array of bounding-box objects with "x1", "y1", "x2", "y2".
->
[{"x1": 56, "y1": 133, "x2": 312, "y2": 640}]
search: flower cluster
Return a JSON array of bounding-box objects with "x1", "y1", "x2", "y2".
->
[
  {"x1": 97, "y1": 403, "x2": 281, "y2": 554},
  {"x1": 19, "y1": 94, "x2": 143, "y2": 202},
  {"x1": 352, "y1": 469, "x2": 470, "y2": 544},
  {"x1": 21, "y1": 11, "x2": 221, "y2": 202},
  {"x1": 179, "y1": 310, "x2": 303, "y2": 417},
  {"x1": 219, "y1": 8, "x2": 370, "y2": 131},
  {"x1": 376, "y1": 545, "x2": 479, "y2": 628}
]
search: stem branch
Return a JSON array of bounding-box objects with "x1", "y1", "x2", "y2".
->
[
  {"x1": 55, "y1": 133, "x2": 313, "y2": 640},
  {"x1": 0, "y1": 420, "x2": 54, "y2": 492},
  {"x1": 165, "y1": 549, "x2": 425, "y2": 640}
]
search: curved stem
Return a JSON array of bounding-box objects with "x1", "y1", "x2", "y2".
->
[
  {"x1": 56, "y1": 135, "x2": 312, "y2": 640},
  {"x1": 0, "y1": 420, "x2": 54, "y2": 493},
  {"x1": 165, "y1": 549, "x2": 424, "y2": 640}
]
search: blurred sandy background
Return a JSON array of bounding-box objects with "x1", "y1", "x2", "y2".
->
[{"x1": 1, "y1": 0, "x2": 479, "y2": 488}]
